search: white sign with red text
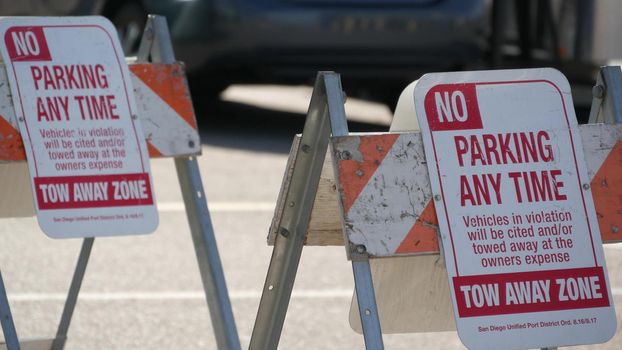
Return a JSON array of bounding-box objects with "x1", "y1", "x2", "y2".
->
[
  {"x1": 415, "y1": 69, "x2": 616, "y2": 349},
  {"x1": 0, "y1": 17, "x2": 158, "y2": 238}
]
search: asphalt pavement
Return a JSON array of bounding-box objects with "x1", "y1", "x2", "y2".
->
[{"x1": 1, "y1": 85, "x2": 622, "y2": 349}]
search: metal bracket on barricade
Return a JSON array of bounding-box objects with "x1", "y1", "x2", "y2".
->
[
  {"x1": 252, "y1": 67, "x2": 622, "y2": 349},
  {"x1": 0, "y1": 15, "x2": 240, "y2": 350}
]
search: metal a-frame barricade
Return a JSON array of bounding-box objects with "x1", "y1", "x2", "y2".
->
[
  {"x1": 250, "y1": 68, "x2": 622, "y2": 349},
  {"x1": 0, "y1": 15, "x2": 241, "y2": 350},
  {"x1": 250, "y1": 71, "x2": 383, "y2": 349}
]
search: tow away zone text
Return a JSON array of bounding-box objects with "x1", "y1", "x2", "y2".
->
[
  {"x1": 453, "y1": 267, "x2": 610, "y2": 317},
  {"x1": 34, "y1": 173, "x2": 153, "y2": 209}
]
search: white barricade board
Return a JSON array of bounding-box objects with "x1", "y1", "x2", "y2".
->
[
  {"x1": 415, "y1": 68, "x2": 616, "y2": 349},
  {"x1": 0, "y1": 17, "x2": 158, "y2": 238}
]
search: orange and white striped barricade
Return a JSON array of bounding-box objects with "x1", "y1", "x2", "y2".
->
[
  {"x1": 251, "y1": 68, "x2": 622, "y2": 350},
  {"x1": 0, "y1": 16, "x2": 240, "y2": 350}
]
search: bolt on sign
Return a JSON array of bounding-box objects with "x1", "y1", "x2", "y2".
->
[
  {"x1": 415, "y1": 69, "x2": 616, "y2": 349},
  {"x1": 0, "y1": 17, "x2": 158, "y2": 238}
]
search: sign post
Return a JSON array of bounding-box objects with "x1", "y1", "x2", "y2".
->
[
  {"x1": 415, "y1": 68, "x2": 617, "y2": 349},
  {"x1": 0, "y1": 17, "x2": 158, "y2": 238}
]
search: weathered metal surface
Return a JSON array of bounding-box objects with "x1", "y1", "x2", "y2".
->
[
  {"x1": 268, "y1": 124, "x2": 622, "y2": 250},
  {"x1": 332, "y1": 132, "x2": 434, "y2": 258},
  {"x1": 251, "y1": 71, "x2": 345, "y2": 350}
]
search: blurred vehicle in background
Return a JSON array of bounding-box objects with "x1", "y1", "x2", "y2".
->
[
  {"x1": 5, "y1": 0, "x2": 620, "y2": 114},
  {"x1": 151, "y1": 0, "x2": 490, "y2": 104}
]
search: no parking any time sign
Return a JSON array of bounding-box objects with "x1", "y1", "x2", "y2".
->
[
  {"x1": 0, "y1": 17, "x2": 158, "y2": 238},
  {"x1": 415, "y1": 69, "x2": 616, "y2": 349}
]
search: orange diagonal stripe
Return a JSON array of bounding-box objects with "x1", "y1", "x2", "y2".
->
[
  {"x1": 591, "y1": 140, "x2": 622, "y2": 243},
  {"x1": 395, "y1": 201, "x2": 440, "y2": 254},
  {"x1": 130, "y1": 63, "x2": 197, "y2": 129},
  {"x1": 338, "y1": 134, "x2": 399, "y2": 213},
  {"x1": 0, "y1": 116, "x2": 25, "y2": 161},
  {"x1": 147, "y1": 142, "x2": 163, "y2": 158}
]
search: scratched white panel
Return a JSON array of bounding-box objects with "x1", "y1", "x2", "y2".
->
[{"x1": 333, "y1": 133, "x2": 430, "y2": 257}]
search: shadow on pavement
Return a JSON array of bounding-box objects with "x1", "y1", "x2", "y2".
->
[{"x1": 194, "y1": 99, "x2": 389, "y2": 154}]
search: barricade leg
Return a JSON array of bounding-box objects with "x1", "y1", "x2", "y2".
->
[
  {"x1": 137, "y1": 14, "x2": 241, "y2": 350},
  {"x1": 51, "y1": 238, "x2": 94, "y2": 350},
  {"x1": 0, "y1": 270, "x2": 19, "y2": 350},
  {"x1": 249, "y1": 222, "x2": 308, "y2": 350},
  {"x1": 250, "y1": 73, "x2": 336, "y2": 349},
  {"x1": 352, "y1": 260, "x2": 384, "y2": 349},
  {"x1": 324, "y1": 77, "x2": 384, "y2": 348},
  {"x1": 175, "y1": 157, "x2": 241, "y2": 350}
]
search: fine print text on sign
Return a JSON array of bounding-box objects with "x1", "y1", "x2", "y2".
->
[
  {"x1": 415, "y1": 69, "x2": 616, "y2": 349},
  {"x1": 0, "y1": 17, "x2": 158, "y2": 238}
]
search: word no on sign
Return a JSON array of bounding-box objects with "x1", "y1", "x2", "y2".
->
[
  {"x1": 415, "y1": 69, "x2": 616, "y2": 349},
  {"x1": 0, "y1": 17, "x2": 158, "y2": 238}
]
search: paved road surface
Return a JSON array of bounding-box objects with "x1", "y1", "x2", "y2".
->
[{"x1": 1, "y1": 85, "x2": 621, "y2": 349}]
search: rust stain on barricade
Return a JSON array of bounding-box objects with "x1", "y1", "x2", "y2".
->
[{"x1": 592, "y1": 140, "x2": 622, "y2": 243}]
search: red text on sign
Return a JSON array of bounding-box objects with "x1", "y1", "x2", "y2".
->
[
  {"x1": 34, "y1": 173, "x2": 153, "y2": 209},
  {"x1": 453, "y1": 267, "x2": 610, "y2": 317},
  {"x1": 508, "y1": 170, "x2": 567, "y2": 203},
  {"x1": 4, "y1": 26, "x2": 51, "y2": 61},
  {"x1": 74, "y1": 95, "x2": 119, "y2": 120},
  {"x1": 423, "y1": 83, "x2": 483, "y2": 131},
  {"x1": 454, "y1": 131, "x2": 554, "y2": 167},
  {"x1": 30, "y1": 64, "x2": 109, "y2": 90}
]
